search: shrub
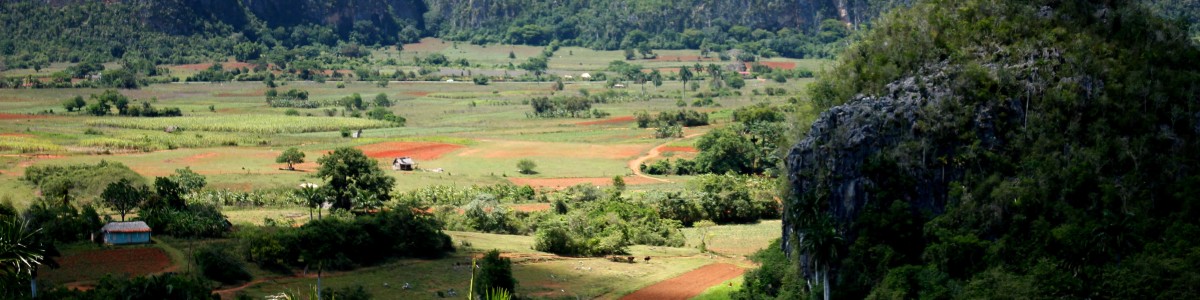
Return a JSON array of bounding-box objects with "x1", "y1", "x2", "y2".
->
[
  {"x1": 517, "y1": 159, "x2": 537, "y2": 174},
  {"x1": 474, "y1": 250, "x2": 517, "y2": 296},
  {"x1": 194, "y1": 245, "x2": 251, "y2": 284}
]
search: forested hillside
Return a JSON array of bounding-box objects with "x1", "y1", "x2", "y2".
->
[
  {"x1": 425, "y1": 0, "x2": 909, "y2": 57},
  {"x1": 739, "y1": 0, "x2": 1200, "y2": 298}
]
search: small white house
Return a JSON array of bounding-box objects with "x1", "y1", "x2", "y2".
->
[{"x1": 580, "y1": 73, "x2": 592, "y2": 80}]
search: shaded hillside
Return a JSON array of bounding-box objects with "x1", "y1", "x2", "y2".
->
[{"x1": 749, "y1": 0, "x2": 1200, "y2": 298}]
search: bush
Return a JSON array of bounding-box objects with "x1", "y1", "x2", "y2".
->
[
  {"x1": 517, "y1": 159, "x2": 537, "y2": 174},
  {"x1": 24, "y1": 201, "x2": 102, "y2": 243},
  {"x1": 474, "y1": 250, "x2": 517, "y2": 296},
  {"x1": 194, "y1": 245, "x2": 251, "y2": 284}
]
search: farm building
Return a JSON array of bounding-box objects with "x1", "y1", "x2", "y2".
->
[
  {"x1": 580, "y1": 73, "x2": 592, "y2": 80},
  {"x1": 393, "y1": 157, "x2": 417, "y2": 171},
  {"x1": 99, "y1": 221, "x2": 151, "y2": 245}
]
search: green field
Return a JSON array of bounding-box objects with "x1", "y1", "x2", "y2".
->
[{"x1": 0, "y1": 42, "x2": 819, "y2": 299}]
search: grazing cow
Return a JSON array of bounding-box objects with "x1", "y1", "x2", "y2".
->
[{"x1": 644, "y1": 256, "x2": 651, "y2": 262}]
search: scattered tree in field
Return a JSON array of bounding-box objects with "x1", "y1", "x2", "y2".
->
[
  {"x1": 373, "y1": 93, "x2": 392, "y2": 107},
  {"x1": 101, "y1": 178, "x2": 145, "y2": 221},
  {"x1": 473, "y1": 75, "x2": 489, "y2": 85},
  {"x1": 694, "y1": 220, "x2": 716, "y2": 252},
  {"x1": 316, "y1": 147, "x2": 395, "y2": 211},
  {"x1": 612, "y1": 176, "x2": 626, "y2": 191},
  {"x1": 276, "y1": 147, "x2": 305, "y2": 171},
  {"x1": 516, "y1": 159, "x2": 537, "y2": 175},
  {"x1": 62, "y1": 96, "x2": 85, "y2": 112}
]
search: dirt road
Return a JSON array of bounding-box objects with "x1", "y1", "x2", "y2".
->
[
  {"x1": 619, "y1": 263, "x2": 745, "y2": 300},
  {"x1": 627, "y1": 133, "x2": 702, "y2": 183}
]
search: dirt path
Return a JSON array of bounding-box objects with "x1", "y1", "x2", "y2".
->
[
  {"x1": 627, "y1": 133, "x2": 702, "y2": 183},
  {"x1": 619, "y1": 263, "x2": 745, "y2": 300}
]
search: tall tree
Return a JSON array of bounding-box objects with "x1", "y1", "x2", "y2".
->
[
  {"x1": 101, "y1": 178, "x2": 144, "y2": 222},
  {"x1": 316, "y1": 147, "x2": 395, "y2": 211}
]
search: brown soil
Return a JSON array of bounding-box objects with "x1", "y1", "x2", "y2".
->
[
  {"x1": 404, "y1": 91, "x2": 431, "y2": 97},
  {"x1": 471, "y1": 141, "x2": 643, "y2": 160},
  {"x1": 620, "y1": 263, "x2": 745, "y2": 300},
  {"x1": 511, "y1": 203, "x2": 552, "y2": 212},
  {"x1": 0, "y1": 113, "x2": 54, "y2": 120},
  {"x1": 576, "y1": 116, "x2": 636, "y2": 126},
  {"x1": 356, "y1": 142, "x2": 465, "y2": 160},
  {"x1": 756, "y1": 61, "x2": 797, "y2": 70},
  {"x1": 0, "y1": 133, "x2": 36, "y2": 137},
  {"x1": 177, "y1": 152, "x2": 220, "y2": 164},
  {"x1": 43, "y1": 248, "x2": 174, "y2": 285},
  {"x1": 507, "y1": 176, "x2": 661, "y2": 189}
]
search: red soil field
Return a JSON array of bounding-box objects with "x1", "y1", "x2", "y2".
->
[
  {"x1": 507, "y1": 176, "x2": 661, "y2": 189},
  {"x1": 405, "y1": 91, "x2": 431, "y2": 97},
  {"x1": 576, "y1": 116, "x2": 635, "y2": 126},
  {"x1": 620, "y1": 263, "x2": 745, "y2": 300},
  {"x1": 756, "y1": 61, "x2": 797, "y2": 70},
  {"x1": 42, "y1": 247, "x2": 173, "y2": 285},
  {"x1": 356, "y1": 142, "x2": 465, "y2": 160},
  {"x1": 659, "y1": 146, "x2": 698, "y2": 153},
  {"x1": 0, "y1": 113, "x2": 54, "y2": 120}
]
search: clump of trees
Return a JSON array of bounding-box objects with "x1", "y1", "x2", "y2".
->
[
  {"x1": 533, "y1": 184, "x2": 684, "y2": 256},
  {"x1": 527, "y1": 96, "x2": 596, "y2": 118},
  {"x1": 238, "y1": 205, "x2": 453, "y2": 271},
  {"x1": 63, "y1": 90, "x2": 180, "y2": 117}
]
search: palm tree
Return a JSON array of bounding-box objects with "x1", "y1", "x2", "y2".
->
[
  {"x1": 296, "y1": 183, "x2": 322, "y2": 220},
  {"x1": 0, "y1": 216, "x2": 51, "y2": 298},
  {"x1": 801, "y1": 215, "x2": 842, "y2": 300}
]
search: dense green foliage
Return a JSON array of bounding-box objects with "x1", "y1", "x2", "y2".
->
[
  {"x1": 473, "y1": 249, "x2": 518, "y2": 297},
  {"x1": 40, "y1": 273, "x2": 217, "y2": 300},
  {"x1": 23, "y1": 201, "x2": 102, "y2": 243},
  {"x1": 316, "y1": 147, "x2": 396, "y2": 211},
  {"x1": 239, "y1": 206, "x2": 452, "y2": 270},
  {"x1": 767, "y1": 0, "x2": 1200, "y2": 298},
  {"x1": 194, "y1": 244, "x2": 251, "y2": 284},
  {"x1": 426, "y1": 0, "x2": 891, "y2": 58},
  {"x1": 533, "y1": 184, "x2": 685, "y2": 256}
]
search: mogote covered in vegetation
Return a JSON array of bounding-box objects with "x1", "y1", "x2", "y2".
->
[{"x1": 1, "y1": 0, "x2": 1198, "y2": 299}]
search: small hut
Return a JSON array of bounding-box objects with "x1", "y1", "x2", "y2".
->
[
  {"x1": 99, "y1": 221, "x2": 151, "y2": 245},
  {"x1": 393, "y1": 157, "x2": 416, "y2": 171},
  {"x1": 580, "y1": 73, "x2": 592, "y2": 81}
]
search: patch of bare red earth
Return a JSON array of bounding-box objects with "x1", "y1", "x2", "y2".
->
[
  {"x1": 576, "y1": 116, "x2": 636, "y2": 126},
  {"x1": 0, "y1": 113, "x2": 55, "y2": 120},
  {"x1": 619, "y1": 263, "x2": 745, "y2": 300},
  {"x1": 44, "y1": 248, "x2": 174, "y2": 291},
  {"x1": 356, "y1": 142, "x2": 465, "y2": 160},
  {"x1": 753, "y1": 61, "x2": 797, "y2": 70}
]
